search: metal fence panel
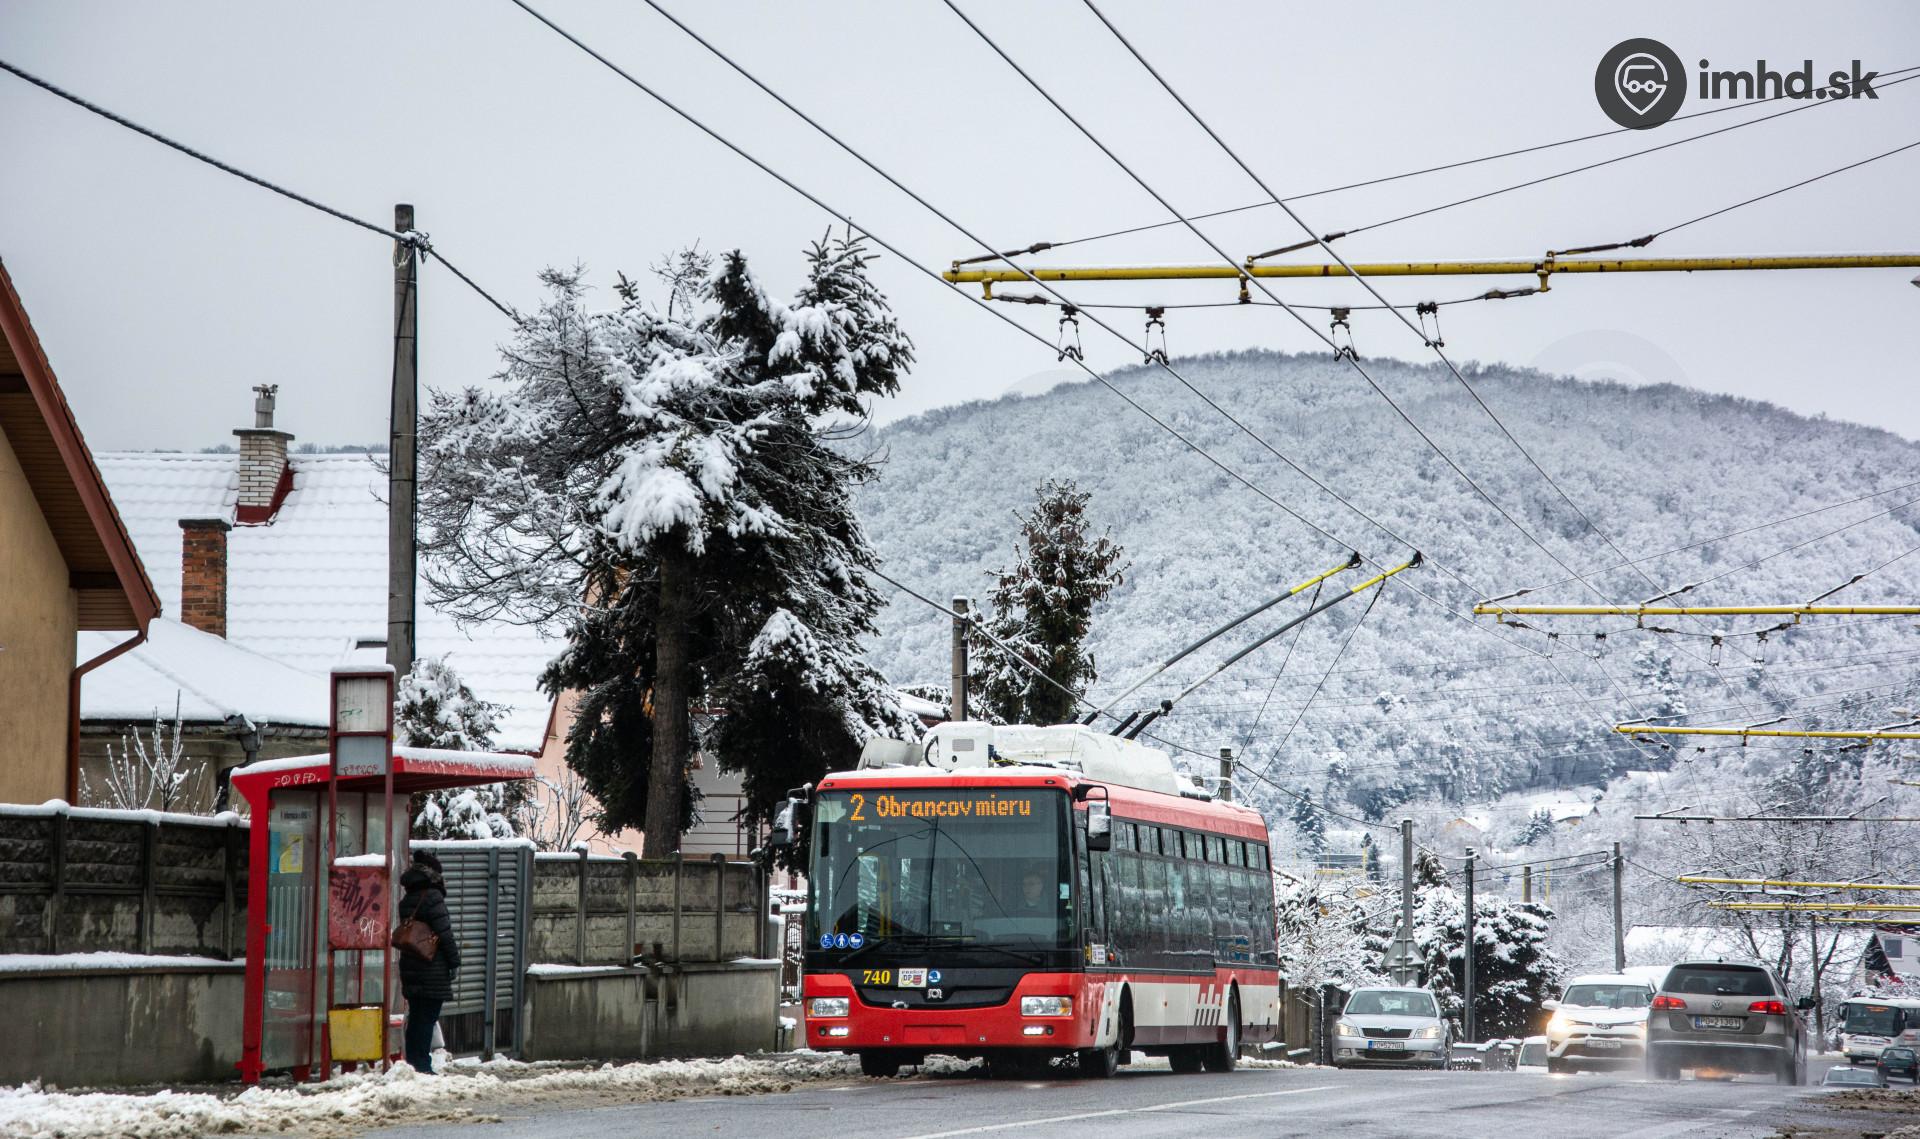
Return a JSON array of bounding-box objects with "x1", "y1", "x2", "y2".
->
[{"x1": 417, "y1": 840, "x2": 532, "y2": 1058}]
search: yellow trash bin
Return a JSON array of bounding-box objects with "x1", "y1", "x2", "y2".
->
[{"x1": 329, "y1": 1006, "x2": 386, "y2": 1062}]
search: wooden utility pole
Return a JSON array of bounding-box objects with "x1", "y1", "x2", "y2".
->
[
  {"x1": 1463, "y1": 847, "x2": 1477, "y2": 1044},
  {"x1": 1612, "y1": 842, "x2": 1627, "y2": 972},
  {"x1": 1387, "y1": 819, "x2": 1417, "y2": 985},
  {"x1": 387, "y1": 204, "x2": 419, "y2": 678},
  {"x1": 950, "y1": 596, "x2": 970, "y2": 721}
]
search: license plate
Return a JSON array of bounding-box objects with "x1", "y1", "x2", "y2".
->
[
  {"x1": 1585, "y1": 1040, "x2": 1622, "y2": 1050},
  {"x1": 896, "y1": 968, "x2": 928, "y2": 989},
  {"x1": 1368, "y1": 1041, "x2": 1406, "y2": 1052},
  {"x1": 1693, "y1": 1016, "x2": 1743, "y2": 1031}
]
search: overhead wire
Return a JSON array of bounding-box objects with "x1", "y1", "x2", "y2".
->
[
  {"x1": 535, "y1": 0, "x2": 1739, "y2": 814},
  {"x1": 940, "y1": 0, "x2": 1687, "y2": 783},
  {"x1": 1238, "y1": 73, "x2": 1920, "y2": 260},
  {"x1": 1031, "y1": 65, "x2": 1920, "y2": 254},
  {"x1": 614, "y1": 0, "x2": 1664, "y2": 769},
  {"x1": 1074, "y1": 0, "x2": 1909, "y2": 782},
  {"x1": 1253, "y1": 579, "x2": 1385, "y2": 787},
  {"x1": 0, "y1": 55, "x2": 521, "y2": 321}
]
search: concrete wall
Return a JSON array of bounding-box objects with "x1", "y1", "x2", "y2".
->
[
  {"x1": 521, "y1": 959, "x2": 779, "y2": 1063},
  {"x1": 0, "y1": 427, "x2": 78, "y2": 805},
  {"x1": 0, "y1": 805, "x2": 248, "y2": 957},
  {"x1": 529, "y1": 853, "x2": 765, "y2": 965},
  {"x1": 0, "y1": 962, "x2": 244, "y2": 1087}
]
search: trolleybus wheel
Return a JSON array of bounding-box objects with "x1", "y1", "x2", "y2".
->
[
  {"x1": 1078, "y1": 1042, "x2": 1120, "y2": 1079},
  {"x1": 1201, "y1": 993, "x2": 1240, "y2": 1073}
]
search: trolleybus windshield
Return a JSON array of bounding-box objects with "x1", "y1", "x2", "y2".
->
[{"x1": 808, "y1": 788, "x2": 1075, "y2": 956}]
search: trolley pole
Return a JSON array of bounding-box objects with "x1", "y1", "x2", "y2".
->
[
  {"x1": 1464, "y1": 847, "x2": 1477, "y2": 1044},
  {"x1": 1612, "y1": 842, "x2": 1627, "y2": 972},
  {"x1": 1217, "y1": 747, "x2": 1235, "y2": 803},
  {"x1": 950, "y1": 596, "x2": 970, "y2": 721}
]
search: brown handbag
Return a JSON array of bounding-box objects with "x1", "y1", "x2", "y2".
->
[{"x1": 391, "y1": 899, "x2": 439, "y2": 961}]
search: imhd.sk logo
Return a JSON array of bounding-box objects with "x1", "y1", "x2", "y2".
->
[
  {"x1": 1594, "y1": 38, "x2": 1882, "y2": 129},
  {"x1": 1595, "y1": 38, "x2": 1686, "y2": 128}
]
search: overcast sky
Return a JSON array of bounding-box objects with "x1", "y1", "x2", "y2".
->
[{"x1": 3, "y1": 1, "x2": 1916, "y2": 453}]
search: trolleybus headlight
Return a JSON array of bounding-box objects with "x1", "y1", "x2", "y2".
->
[
  {"x1": 1021, "y1": 996, "x2": 1074, "y2": 1017},
  {"x1": 809, "y1": 997, "x2": 850, "y2": 1018}
]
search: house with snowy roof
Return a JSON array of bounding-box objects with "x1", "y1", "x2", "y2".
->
[
  {"x1": 0, "y1": 259, "x2": 160, "y2": 804},
  {"x1": 89, "y1": 388, "x2": 571, "y2": 819},
  {"x1": 1858, "y1": 927, "x2": 1920, "y2": 990}
]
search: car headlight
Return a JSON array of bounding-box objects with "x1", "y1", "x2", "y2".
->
[
  {"x1": 808, "y1": 997, "x2": 849, "y2": 1018},
  {"x1": 1416, "y1": 1024, "x2": 1444, "y2": 1040},
  {"x1": 1546, "y1": 1013, "x2": 1568, "y2": 1036},
  {"x1": 1021, "y1": 996, "x2": 1073, "y2": 1017},
  {"x1": 1336, "y1": 1020, "x2": 1360, "y2": 1037}
]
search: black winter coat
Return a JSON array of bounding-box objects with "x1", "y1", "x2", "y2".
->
[{"x1": 397, "y1": 866, "x2": 461, "y2": 1001}]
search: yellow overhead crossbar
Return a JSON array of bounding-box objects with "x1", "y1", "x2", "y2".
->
[
  {"x1": 1476, "y1": 604, "x2": 1920, "y2": 618},
  {"x1": 1680, "y1": 877, "x2": 1920, "y2": 892},
  {"x1": 1616, "y1": 725, "x2": 1920, "y2": 741},
  {"x1": 942, "y1": 252, "x2": 1920, "y2": 289},
  {"x1": 1710, "y1": 902, "x2": 1920, "y2": 913}
]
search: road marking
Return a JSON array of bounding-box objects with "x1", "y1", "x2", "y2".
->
[{"x1": 895, "y1": 1084, "x2": 1339, "y2": 1138}]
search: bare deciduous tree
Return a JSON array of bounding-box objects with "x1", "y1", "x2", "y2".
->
[
  {"x1": 520, "y1": 769, "x2": 591, "y2": 852},
  {"x1": 82, "y1": 694, "x2": 196, "y2": 813}
]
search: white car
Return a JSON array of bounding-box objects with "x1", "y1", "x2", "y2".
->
[
  {"x1": 1332, "y1": 987, "x2": 1451, "y2": 1069},
  {"x1": 1543, "y1": 973, "x2": 1655, "y2": 1073}
]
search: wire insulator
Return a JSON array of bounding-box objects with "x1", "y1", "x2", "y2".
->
[
  {"x1": 1330, "y1": 307, "x2": 1359, "y2": 360},
  {"x1": 1415, "y1": 299, "x2": 1444, "y2": 348},
  {"x1": 1056, "y1": 304, "x2": 1084, "y2": 363},
  {"x1": 1144, "y1": 305, "x2": 1169, "y2": 365}
]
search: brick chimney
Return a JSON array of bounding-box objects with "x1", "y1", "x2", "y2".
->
[
  {"x1": 232, "y1": 383, "x2": 294, "y2": 524},
  {"x1": 179, "y1": 518, "x2": 231, "y2": 637}
]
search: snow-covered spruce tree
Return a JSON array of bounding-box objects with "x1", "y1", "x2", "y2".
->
[
  {"x1": 1510, "y1": 808, "x2": 1554, "y2": 848},
  {"x1": 420, "y1": 236, "x2": 919, "y2": 858},
  {"x1": 396, "y1": 656, "x2": 518, "y2": 840},
  {"x1": 1290, "y1": 788, "x2": 1329, "y2": 856},
  {"x1": 968, "y1": 479, "x2": 1126, "y2": 725},
  {"x1": 1404, "y1": 850, "x2": 1563, "y2": 1039}
]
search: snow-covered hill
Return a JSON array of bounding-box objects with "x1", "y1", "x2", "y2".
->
[{"x1": 856, "y1": 349, "x2": 1920, "y2": 826}]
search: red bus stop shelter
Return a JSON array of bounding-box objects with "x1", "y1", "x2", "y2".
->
[{"x1": 231, "y1": 744, "x2": 534, "y2": 1083}]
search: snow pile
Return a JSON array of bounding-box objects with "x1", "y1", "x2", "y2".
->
[
  {"x1": 0, "y1": 1053, "x2": 861, "y2": 1138},
  {"x1": 0, "y1": 952, "x2": 239, "y2": 974}
]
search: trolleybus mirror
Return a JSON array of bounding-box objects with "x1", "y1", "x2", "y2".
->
[
  {"x1": 1086, "y1": 801, "x2": 1112, "y2": 851},
  {"x1": 770, "y1": 800, "x2": 798, "y2": 848}
]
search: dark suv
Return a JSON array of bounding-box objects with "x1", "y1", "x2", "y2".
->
[{"x1": 1647, "y1": 960, "x2": 1808, "y2": 1084}]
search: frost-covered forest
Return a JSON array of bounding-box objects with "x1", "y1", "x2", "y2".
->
[{"x1": 855, "y1": 349, "x2": 1920, "y2": 875}]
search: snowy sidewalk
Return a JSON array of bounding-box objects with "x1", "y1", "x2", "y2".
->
[{"x1": 0, "y1": 1052, "x2": 861, "y2": 1139}]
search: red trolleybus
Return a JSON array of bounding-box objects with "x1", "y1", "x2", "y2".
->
[{"x1": 783, "y1": 722, "x2": 1281, "y2": 1078}]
